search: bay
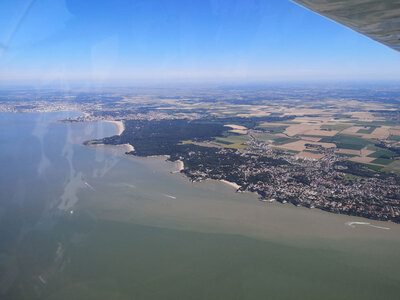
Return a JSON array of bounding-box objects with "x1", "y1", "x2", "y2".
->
[{"x1": 0, "y1": 112, "x2": 399, "y2": 300}]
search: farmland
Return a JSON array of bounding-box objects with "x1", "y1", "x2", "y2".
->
[{"x1": 3, "y1": 85, "x2": 400, "y2": 222}]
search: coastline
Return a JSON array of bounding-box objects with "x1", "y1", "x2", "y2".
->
[
  {"x1": 3, "y1": 111, "x2": 400, "y2": 298},
  {"x1": 120, "y1": 143, "x2": 135, "y2": 152},
  {"x1": 86, "y1": 142, "x2": 135, "y2": 154},
  {"x1": 175, "y1": 160, "x2": 184, "y2": 172},
  {"x1": 104, "y1": 120, "x2": 135, "y2": 152},
  {"x1": 80, "y1": 117, "x2": 399, "y2": 227},
  {"x1": 84, "y1": 119, "x2": 134, "y2": 154},
  {"x1": 106, "y1": 120, "x2": 125, "y2": 136},
  {"x1": 88, "y1": 118, "x2": 399, "y2": 225},
  {"x1": 171, "y1": 160, "x2": 184, "y2": 173},
  {"x1": 219, "y1": 179, "x2": 241, "y2": 190}
]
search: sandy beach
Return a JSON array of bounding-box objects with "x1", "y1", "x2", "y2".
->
[
  {"x1": 176, "y1": 160, "x2": 184, "y2": 171},
  {"x1": 106, "y1": 120, "x2": 125, "y2": 136},
  {"x1": 103, "y1": 120, "x2": 134, "y2": 153},
  {"x1": 121, "y1": 143, "x2": 135, "y2": 152},
  {"x1": 220, "y1": 179, "x2": 241, "y2": 190},
  {"x1": 170, "y1": 160, "x2": 184, "y2": 173}
]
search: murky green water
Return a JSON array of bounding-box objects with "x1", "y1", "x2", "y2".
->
[{"x1": 0, "y1": 112, "x2": 399, "y2": 299}]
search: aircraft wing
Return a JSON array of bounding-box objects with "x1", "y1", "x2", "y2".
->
[{"x1": 292, "y1": 0, "x2": 400, "y2": 51}]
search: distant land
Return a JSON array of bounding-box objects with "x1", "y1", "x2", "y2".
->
[{"x1": 1, "y1": 85, "x2": 400, "y2": 222}]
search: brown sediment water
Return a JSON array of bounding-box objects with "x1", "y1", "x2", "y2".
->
[{"x1": 0, "y1": 112, "x2": 400, "y2": 300}]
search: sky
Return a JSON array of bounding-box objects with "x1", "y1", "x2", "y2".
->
[{"x1": 0, "y1": 0, "x2": 400, "y2": 86}]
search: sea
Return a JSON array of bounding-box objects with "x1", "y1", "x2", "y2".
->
[{"x1": 0, "y1": 112, "x2": 399, "y2": 299}]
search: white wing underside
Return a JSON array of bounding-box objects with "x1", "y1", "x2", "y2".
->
[{"x1": 292, "y1": 0, "x2": 400, "y2": 51}]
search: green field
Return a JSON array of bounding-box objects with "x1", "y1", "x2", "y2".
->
[
  {"x1": 258, "y1": 126, "x2": 288, "y2": 134},
  {"x1": 367, "y1": 147, "x2": 397, "y2": 159},
  {"x1": 357, "y1": 126, "x2": 377, "y2": 134},
  {"x1": 349, "y1": 120, "x2": 398, "y2": 127},
  {"x1": 252, "y1": 133, "x2": 277, "y2": 141},
  {"x1": 321, "y1": 124, "x2": 352, "y2": 131},
  {"x1": 253, "y1": 133, "x2": 299, "y2": 146},
  {"x1": 215, "y1": 134, "x2": 249, "y2": 149},
  {"x1": 304, "y1": 149, "x2": 323, "y2": 154},
  {"x1": 215, "y1": 139, "x2": 234, "y2": 145},
  {"x1": 364, "y1": 164, "x2": 384, "y2": 171},
  {"x1": 272, "y1": 137, "x2": 298, "y2": 145},
  {"x1": 388, "y1": 135, "x2": 400, "y2": 142},
  {"x1": 282, "y1": 149, "x2": 301, "y2": 154},
  {"x1": 320, "y1": 134, "x2": 371, "y2": 150},
  {"x1": 333, "y1": 114, "x2": 353, "y2": 119},
  {"x1": 371, "y1": 158, "x2": 394, "y2": 165},
  {"x1": 383, "y1": 160, "x2": 400, "y2": 174}
]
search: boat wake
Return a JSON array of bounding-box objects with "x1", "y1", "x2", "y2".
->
[
  {"x1": 123, "y1": 183, "x2": 136, "y2": 189},
  {"x1": 345, "y1": 221, "x2": 390, "y2": 230},
  {"x1": 84, "y1": 181, "x2": 96, "y2": 191},
  {"x1": 163, "y1": 194, "x2": 177, "y2": 199}
]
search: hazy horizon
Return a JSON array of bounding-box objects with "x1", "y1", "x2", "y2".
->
[{"x1": 2, "y1": 78, "x2": 400, "y2": 91}]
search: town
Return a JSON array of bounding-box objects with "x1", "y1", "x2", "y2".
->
[
  {"x1": 178, "y1": 134, "x2": 400, "y2": 223},
  {"x1": 1, "y1": 86, "x2": 400, "y2": 222}
]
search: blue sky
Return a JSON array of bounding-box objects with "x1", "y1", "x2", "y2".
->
[{"x1": 0, "y1": 0, "x2": 400, "y2": 85}]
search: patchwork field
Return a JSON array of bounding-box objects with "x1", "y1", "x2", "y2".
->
[
  {"x1": 363, "y1": 126, "x2": 391, "y2": 139},
  {"x1": 224, "y1": 124, "x2": 248, "y2": 134},
  {"x1": 238, "y1": 106, "x2": 400, "y2": 168},
  {"x1": 349, "y1": 156, "x2": 376, "y2": 164},
  {"x1": 336, "y1": 149, "x2": 361, "y2": 156},
  {"x1": 303, "y1": 129, "x2": 339, "y2": 137},
  {"x1": 296, "y1": 151, "x2": 325, "y2": 160},
  {"x1": 284, "y1": 124, "x2": 320, "y2": 136},
  {"x1": 274, "y1": 140, "x2": 336, "y2": 152},
  {"x1": 216, "y1": 134, "x2": 250, "y2": 149},
  {"x1": 150, "y1": 97, "x2": 400, "y2": 170}
]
